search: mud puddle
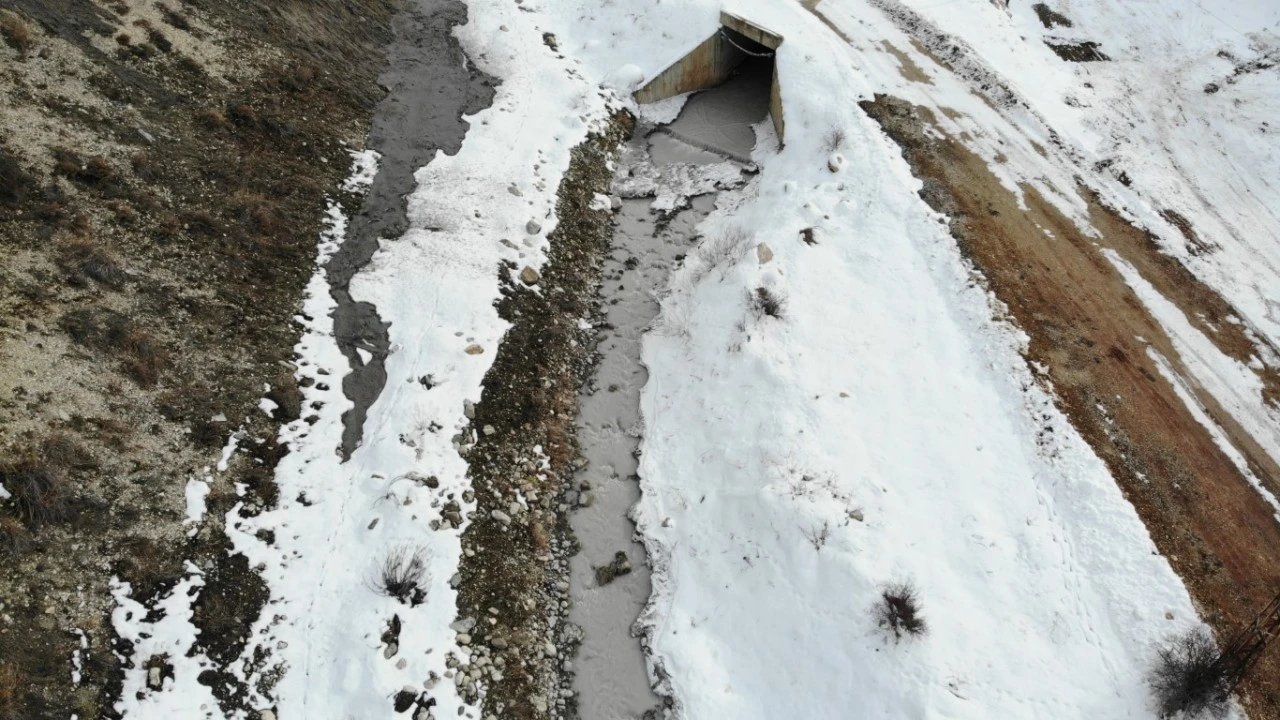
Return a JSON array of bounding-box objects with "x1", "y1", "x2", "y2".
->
[{"x1": 568, "y1": 63, "x2": 771, "y2": 719}]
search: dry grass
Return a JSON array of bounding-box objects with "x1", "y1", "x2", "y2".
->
[
  {"x1": 194, "y1": 108, "x2": 229, "y2": 130},
  {"x1": 0, "y1": 10, "x2": 35, "y2": 57},
  {"x1": 60, "y1": 308, "x2": 167, "y2": 386},
  {"x1": 0, "y1": 663, "x2": 20, "y2": 719},
  {"x1": 0, "y1": 457, "x2": 73, "y2": 529},
  {"x1": 58, "y1": 239, "x2": 129, "y2": 288}
]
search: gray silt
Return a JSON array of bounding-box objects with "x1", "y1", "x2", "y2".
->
[
  {"x1": 568, "y1": 63, "x2": 773, "y2": 719},
  {"x1": 330, "y1": 0, "x2": 496, "y2": 459}
]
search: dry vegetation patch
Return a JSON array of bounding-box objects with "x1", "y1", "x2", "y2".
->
[{"x1": 0, "y1": 0, "x2": 395, "y2": 716}]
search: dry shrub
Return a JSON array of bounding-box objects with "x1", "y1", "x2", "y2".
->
[
  {"x1": 52, "y1": 150, "x2": 116, "y2": 187},
  {"x1": 41, "y1": 433, "x2": 96, "y2": 471},
  {"x1": 373, "y1": 545, "x2": 428, "y2": 606},
  {"x1": 232, "y1": 192, "x2": 282, "y2": 236},
  {"x1": 0, "y1": 516, "x2": 32, "y2": 557},
  {"x1": 59, "y1": 308, "x2": 167, "y2": 386},
  {"x1": 0, "y1": 457, "x2": 72, "y2": 528},
  {"x1": 876, "y1": 581, "x2": 927, "y2": 640},
  {"x1": 147, "y1": 28, "x2": 172, "y2": 53},
  {"x1": 0, "y1": 149, "x2": 35, "y2": 208},
  {"x1": 58, "y1": 240, "x2": 129, "y2": 288},
  {"x1": 696, "y1": 227, "x2": 751, "y2": 273},
  {"x1": 0, "y1": 10, "x2": 34, "y2": 57},
  {"x1": 115, "y1": 33, "x2": 132, "y2": 46},
  {"x1": 1149, "y1": 628, "x2": 1231, "y2": 719},
  {"x1": 157, "y1": 3, "x2": 192, "y2": 31},
  {"x1": 264, "y1": 372, "x2": 302, "y2": 422},
  {"x1": 823, "y1": 127, "x2": 846, "y2": 152},
  {"x1": 227, "y1": 102, "x2": 257, "y2": 126},
  {"x1": 748, "y1": 286, "x2": 787, "y2": 320},
  {"x1": 194, "y1": 108, "x2": 228, "y2": 130}
]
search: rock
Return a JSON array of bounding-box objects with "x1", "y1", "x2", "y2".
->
[
  {"x1": 491, "y1": 636, "x2": 508, "y2": 649},
  {"x1": 520, "y1": 266, "x2": 541, "y2": 286},
  {"x1": 532, "y1": 696, "x2": 548, "y2": 713},
  {"x1": 578, "y1": 492, "x2": 594, "y2": 507},
  {"x1": 260, "y1": 712, "x2": 276, "y2": 720},
  {"x1": 483, "y1": 424, "x2": 497, "y2": 436},
  {"x1": 396, "y1": 657, "x2": 407, "y2": 670},
  {"x1": 463, "y1": 400, "x2": 476, "y2": 419},
  {"x1": 383, "y1": 643, "x2": 398, "y2": 659},
  {"x1": 425, "y1": 475, "x2": 440, "y2": 489},
  {"x1": 491, "y1": 509, "x2": 511, "y2": 524},
  {"x1": 827, "y1": 152, "x2": 845, "y2": 173},
  {"x1": 525, "y1": 219, "x2": 542, "y2": 235},
  {"x1": 851, "y1": 508, "x2": 865, "y2": 522},
  {"x1": 465, "y1": 344, "x2": 484, "y2": 355},
  {"x1": 610, "y1": 195, "x2": 623, "y2": 211},
  {"x1": 457, "y1": 633, "x2": 471, "y2": 645},
  {"x1": 756, "y1": 243, "x2": 774, "y2": 264},
  {"x1": 542, "y1": 32, "x2": 558, "y2": 50},
  {"x1": 147, "y1": 666, "x2": 162, "y2": 689}
]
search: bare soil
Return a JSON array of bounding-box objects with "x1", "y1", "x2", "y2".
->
[
  {"x1": 862, "y1": 95, "x2": 1280, "y2": 718},
  {"x1": 0, "y1": 0, "x2": 394, "y2": 716}
]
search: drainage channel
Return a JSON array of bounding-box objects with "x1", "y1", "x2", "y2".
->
[{"x1": 568, "y1": 60, "x2": 773, "y2": 719}]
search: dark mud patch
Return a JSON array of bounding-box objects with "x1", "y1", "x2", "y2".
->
[
  {"x1": 328, "y1": 0, "x2": 497, "y2": 459},
  {"x1": 453, "y1": 110, "x2": 634, "y2": 719}
]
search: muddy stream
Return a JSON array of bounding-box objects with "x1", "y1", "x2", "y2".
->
[{"x1": 568, "y1": 60, "x2": 773, "y2": 719}]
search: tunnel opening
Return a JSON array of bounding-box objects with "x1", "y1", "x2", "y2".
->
[{"x1": 633, "y1": 11, "x2": 784, "y2": 145}]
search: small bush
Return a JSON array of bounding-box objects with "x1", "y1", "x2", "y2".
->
[
  {"x1": 0, "y1": 459, "x2": 72, "y2": 529},
  {"x1": 147, "y1": 28, "x2": 172, "y2": 53},
  {"x1": 748, "y1": 287, "x2": 787, "y2": 320},
  {"x1": 194, "y1": 108, "x2": 228, "y2": 130},
  {"x1": 374, "y1": 545, "x2": 428, "y2": 606},
  {"x1": 0, "y1": 150, "x2": 35, "y2": 208},
  {"x1": 157, "y1": 3, "x2": 192, "y2": 31},
  {"x1": 0, "y1": 11, "x2": 34, "y2": 56},
  {"x1": 823, "y1": 127, "x2": 846, "y2": 152},
  {"x1": 876, "y1": 581, "x2": 927, "y2": 640},
  {"x1": 59, "y1": 240, "x2": 129, "y2": 287},
  {"x1": 0, "y1": 516, "x2": 32, "y2": 557},
  {"x1": 695, "y1": 227, "x2": 751, "y2": 275},
  {"x1": 1149, "y1": 628, "x2": 1231, "y2": 719}
]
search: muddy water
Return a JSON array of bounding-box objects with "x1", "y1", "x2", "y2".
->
[
  {"x1": 568, "y1": 63, "x2": 772, "y2": 719},
  {"x1": 329, "y1": 0, "x2": 494, "y2": 458}
]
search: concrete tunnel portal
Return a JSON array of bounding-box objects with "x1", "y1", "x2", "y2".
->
[{"x1": 634, "y1": 11, "x2": 785, "y2": 145}]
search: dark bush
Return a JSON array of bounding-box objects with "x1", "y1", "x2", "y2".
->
[
  {"x1": 0, "y1": 150, "x2": 35, "y2": 208},
  {"x1": 1149, "y1": 628, "x2": 1231, "y2": 719},
  {"x1": 0, "y1": 459, "x2": 72, "y2": 529},
  {"x1": 749, "y1": 286, "x2": 787, "y2": 320},
  {"x1": 58, "y1": 240, "x2": 129, "y2": 288},
  {"x1": 877, "y1": 581, "x2": 927, "y2": 640},
  {"x1": 373, "y1": 545, "x2": 427, "y2": 606}
]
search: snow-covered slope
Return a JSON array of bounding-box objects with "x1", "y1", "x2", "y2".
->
[{"x1": 113, "y1": 0, "x2": 1278, "y2": 717}]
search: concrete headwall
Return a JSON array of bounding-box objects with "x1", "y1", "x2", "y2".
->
[
  {"x1": 633, "y1": 12, "x2": 786, "y2": 144},
  {"x1": 633, "y1": 31, "x2": 745, "y2": 105}
]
